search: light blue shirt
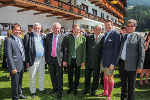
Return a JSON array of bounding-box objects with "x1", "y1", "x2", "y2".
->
[
  {"x1": 121, "y1": 33, "x2": 133, "y2": 60},
  {"x1": 72, "y1": 34, "x2": 79, "y2": 58},
  {"x1": 51, "y1": 33, "x2": 59, "y2": 57},
  {"x1": 34, "y1": 34, "x2": 44, "y2": 58},
  {"x1": 104, "y1": 30, "x2": 113, "y2": 42}
]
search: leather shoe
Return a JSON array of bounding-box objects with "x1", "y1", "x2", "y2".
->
[
  {"x1": 40, "y1": 90, "x2": 47, "y2": 94},
  {"x1": 31, "y1": 93, "x2": 35, "y2": 98},
  {"x1": 49, "y1": 89, "x2": 57, "y2": 94},
  {"x1": 74, "y1": 90, "x2": 78, "y2": 95},
  {"x1": 57, "y1": 92, "x2": 62, "y2": 99},
  {"x1": 67, "y1": 89, "x2": 73, "y2": 94},
  {"x1": 91, "y1": 91, "x2": 96, "y2": 96},
  {"x1": 82, "y1": 90, "x2": 88, "y2": 95},
  {"x1": 19, "y1": 95, "x2": 27, "y2": 99}
]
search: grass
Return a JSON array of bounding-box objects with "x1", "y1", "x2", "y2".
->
[{"x1": 0, "y1": 62, "x2": 150, "y2": 100}]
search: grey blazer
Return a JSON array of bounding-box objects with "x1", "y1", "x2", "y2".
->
[
  {"x1": 117, "y1": 32, "x2": 145, "y2": 71},
  {"x1": 6, "y1": 35, "x2": 24, "y2": 72},
  {"x1": 45, "y1": 33, "x2": 67, "y2": 66}
]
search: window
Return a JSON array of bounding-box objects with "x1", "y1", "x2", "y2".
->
[
  {"x1": 81, "y1": 4, "x2": 88, "y2": 12},
  {"x1": 101, "y1": 13, "x2": 104, "y2": 18},
  {"x1": 80, "y1": 24, "x2": 89, "y2": 31},
  {"x1": 106, "y1": 15, "x2": 109, "y2": 20},
  {"x1": 92, "y1": 8, "x2": 97, "y2": 16}
]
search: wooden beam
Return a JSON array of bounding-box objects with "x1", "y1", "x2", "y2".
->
[
  {"x1": 33, "y1": 10, "x2": 52, "y2": 15},
  {"x1": 46, "y1": 14, "x2": 61, "y2": 17},
  {"x1": 17, "y1": 6, "x2": 37, "y2": 12},
  {"x1": 91, "y1": 1, "x2": 98, "y2": 4},
  {"x1": 0, "y1": 1, "x2": 14, "y2": 8}
]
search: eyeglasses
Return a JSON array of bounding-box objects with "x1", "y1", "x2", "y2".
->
[{"x1": 127, "y1": 25, "x2": 135, "y2": 27}]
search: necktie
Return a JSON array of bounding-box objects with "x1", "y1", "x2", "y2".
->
[
  {"x1": 16, "y1": 38, "x2": 25, "y2": 61},
  {"x1": 52, "y1": 35, "x2": 57, "y2": 57},
  {"x1": 95, "y1": 36, "x2": 97, "y2": 41}
]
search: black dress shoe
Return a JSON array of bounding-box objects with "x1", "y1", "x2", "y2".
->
[
  {"x1": 91, "y1": 91, "x2": 96, "y2": 96},
  {"x1": 19, "y1": 95, "x2": 27, "y2": 99},
  {"x1": 57, "y1": 92, "x2": 62, "y2": 99},
  {"x1": 49, "y1": 89, "x2": 57, "y2": 94},
  {"x1": 31, "y1": 93, "x2": 35, "y2": 98},
  {"x1": 74, "y1": 90, "x2": 78, "y2": 95},
  {"x1": 40, "y1": 90, "x2": 47, "y2": 94},
  {"x1": 82, "y1": 90, "x2": 88, "y2": 95},
  {"x1": 67, "y1": 89, "x2": 73, "y2": 94}
]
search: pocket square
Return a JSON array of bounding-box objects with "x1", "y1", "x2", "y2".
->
[{"x1": 108, "y1": 39, "x2": 112, "y2": 41}]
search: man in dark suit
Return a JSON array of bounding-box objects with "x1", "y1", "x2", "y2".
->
[
  {"x1": 117, "y1": 19, "x2": 145, "y2": 100},
  {"x1": 24, "y1": 23, "x2": 47, "y2": 98},
  {"x1": 45, "y1": 22, "x2": 67, "y2": 99},
  {"x1": 6, "y1": 23, "x2": 27, "y2": 100},
  {"x1": 98, "y1": 19, "x2": 121, "y2": 100},
  {"x1": 83, "y1": 24, "x2": 103, "y2": 96}
]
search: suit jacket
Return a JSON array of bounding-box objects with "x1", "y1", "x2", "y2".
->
[
  {"x1": 45, "y1": 33, "x2": 67, "y2": 66},
  {"x1": 67, "y1": 33, "x2": 86, "y2": 66},
  {"x1": 86, "y1": 34, "x2": 103, "y2": 69},
  {"x1": 102, "y1": 30, "x2": 121, "y2": 67},
  {"x1": 24, "y1": 32, "x2": 46, "y2": 66},
  {"x1": 117, "y1": 32, "x2": 145, "y2": 71},
  {"x1": 6, "y1": 35, "x2": 24, "y2": 72}
]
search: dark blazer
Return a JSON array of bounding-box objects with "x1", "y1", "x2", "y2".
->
[
  {"x1": 102, "y1": 30, "x2": 121, "y2": 67},
  {"x1": 117, "y1": 32, "x2": 145, "y2": 71},
  {"x1": 24, "y1": 32, "x2": 46, "y2": 66},
  {"x1": 6, "y1": 35, "x2": 24, "y2": 72},
  {"x1": 45, "y1": 33, "x2": 67, "y2": 66},
  {"x1": 86, "y1": 34, "x2": 103, "y2": 69}
]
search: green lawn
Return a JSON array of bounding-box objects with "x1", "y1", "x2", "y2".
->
[{"x1": 0, "y1": 63, "x2": 150, "y2": 100}]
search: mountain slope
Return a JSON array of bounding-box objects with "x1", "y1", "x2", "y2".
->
[
  {"x1": 127, "y1": 0, "x2": 150, "y2": 7},
  {"x1": 124, "y1": 5, "x2": 150, "y2": 32}
]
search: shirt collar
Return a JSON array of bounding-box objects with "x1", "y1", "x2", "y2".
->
[
  {"x1": 72, "y1": 33, "x2": 79, "y2": 39},
  {"x1": 12, "y1": 34, "x2": 19, "y2": 40}
]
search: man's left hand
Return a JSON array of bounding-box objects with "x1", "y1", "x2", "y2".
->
[
  {"x1": 63, "y1": 62, "x2": 67, "y2": 67},
  {"x1": 110, "y1": 64, "x2": 114, "y2": 70},
  {"x1": 136, "y1": 68, "x2": 142, "y2": 73},
  {"x1": 81, "y1": 63, "x2": 85, "y2": 68}
]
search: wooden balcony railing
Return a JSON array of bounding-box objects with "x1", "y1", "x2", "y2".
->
[
  {"x1": 88, "y1": 0, "x2": 124, "y2": 19},
  {"x1": 25, "y1": 0, "x2": 123, "y2": 25}
]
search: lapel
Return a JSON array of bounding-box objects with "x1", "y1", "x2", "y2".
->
[
  {"x1": 128, "y1": 32, "x2": 136, "y2": 42},
  {"x1": 10, "y1": 34, "x2": 19, "y2": 49}
]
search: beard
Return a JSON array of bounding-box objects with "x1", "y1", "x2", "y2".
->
[{"x1": 32, "y1": 30, "x2": 40, "y2": 35}]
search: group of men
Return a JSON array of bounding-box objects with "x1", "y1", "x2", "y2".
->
[{"x1": 5, "y1": 18, "x2": 145, "y2": 100}]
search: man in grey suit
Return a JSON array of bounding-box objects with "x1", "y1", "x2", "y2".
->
[
  {"x1": 117, "y1": 19, "x2": 145, "y2": 100},
  {"x1": 45, "y1": 22, "x2": 67, "y2": 99},
  {"x1": 6, "y1": 23, "x2": 27, "y2": 100}
]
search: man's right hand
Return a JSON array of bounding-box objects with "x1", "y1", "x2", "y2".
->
[
  {"x1": 27, "y1": 63, "x2": 29, "y2": 68},
  {"x1": 11, "y1": 69, "x2": 17, "y2": 74}
]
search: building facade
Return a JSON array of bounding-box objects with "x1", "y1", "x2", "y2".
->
[{"x1": 0, "y1": 0, "x2": 127, "y2": 33}]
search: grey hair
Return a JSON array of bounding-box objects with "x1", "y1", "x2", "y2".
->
[
  {"x1": 95, "y1": 24, "x2": 102, "y2": 29},
  {"x1": 53, "y1": 22, "x2": 61, "y2": 28},
  {"x1": 33, "y1": 22, "x2": 42, "y2": 28},
  {"x1": 127, "y1": 19, "x2": 137, "y2": 27}
]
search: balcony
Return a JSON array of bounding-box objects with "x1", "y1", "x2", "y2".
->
[
  {"x1": 0, "y1": 0, "x2": 86, "y2": 20},
  {"x1": 88, "y1": 0, "x2": 124, "y2": 19}
]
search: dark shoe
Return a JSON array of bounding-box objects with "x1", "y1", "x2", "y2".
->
[
  {"x1": 82, "y1": 90, "x2": 88, "y2": 95},
  {"x1": 49, "y1": 89, "x2": 57, "y2": 94},
  {"x1": 57, "y1": 92, "x2": 62, "y2": 99},
  {"x1": 40, "y1": 90, "x2": 47, "y2": 94},
  {"x1": 31, "y1": 93, "x2": 35, "y2": 98},
  {"x1": 74, "y1": 90, "x2": 78, "y2": 95},
  {"x1": 91, "y1": 91, "x2": 96, "y2": 96},
  {"x1": 19, "y1": 95, "x2": 27, "y2": 99},
  {"x1": 67, "y1": 89, "x2": 73, "y2": 94}
]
